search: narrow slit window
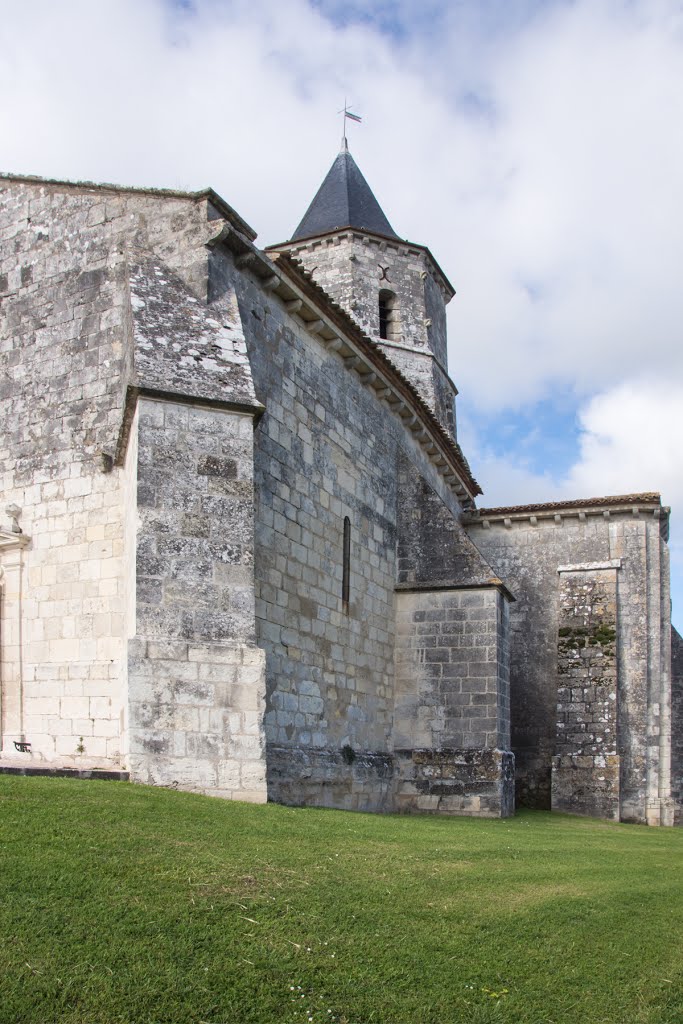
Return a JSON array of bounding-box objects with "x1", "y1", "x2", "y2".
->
[
  {"x1": 378, "y1": 289, "x2": 397, "y2": 341},
  {"x1": 342, "y1": 516, "x2": 351, "y2": 613},
  {"x1": 379, "y1": 295, "x2": 389, "y2": 339}
]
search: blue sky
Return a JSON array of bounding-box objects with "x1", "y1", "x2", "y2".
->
[{"x1": 2, "y1": 0, "x2": 682, "y2": 627}]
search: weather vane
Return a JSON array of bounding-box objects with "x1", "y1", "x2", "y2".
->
[{"x1": 338, "y1": 99, "x2": 362, "y2": 148}]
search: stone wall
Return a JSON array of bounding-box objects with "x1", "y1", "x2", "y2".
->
[
  {"x1": 0, "y1": 178, "x2": 207, "y2": 765},
  {"x1": 0, "y1": 173, "x2": 478, "y2": 810},
  {"x1": 672, "y1": 627, "x2": 683, "y2": 824},
  {"x1": 467, "y1": 504, "x2": 673, "y2": 825},
  {"x1": 211, "y1": 240, "x2": 482, "y2": 812},
  {"x1": 553, "y1": 568, "x2": 619, "y2": 820},
  {"x1": 267, "y1": 748, "x2": 395, "y2": 813},
  {"x1": 235, "y1": 265, "x2": 398, "y2": 809},
  {"x1": 0, "y1": 176, "x2": 266, "y2": 790},
  {"x1": 393, "y1": 587, "x2": 513, "y2": 817},
  {"x1": 396, "y1": 450, "x2": 499, "y2": 589},
  {"x1": 132, "y1": 398, "x2": 257, "y2": 645},
  {"x1": 126, "y1": 396, "x2": 266, "y2": 799},
  {"x1": 2, "y1": 172, "x2": 677, "y2": 824},
  {"x1": 390, "y1": 453, "x2": 513, "y2": 816},
  {"x1": 127, "y1": 638, "x2": 265, "y2": 799}
]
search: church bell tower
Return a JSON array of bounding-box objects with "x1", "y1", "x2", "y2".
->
[{"x1": 267, "y1": 143, "x2": 459, "y2": 439}]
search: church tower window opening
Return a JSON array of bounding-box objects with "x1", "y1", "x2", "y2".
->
[{"x1": 378, "y1": 289, "x2": 397, "y2": 341}]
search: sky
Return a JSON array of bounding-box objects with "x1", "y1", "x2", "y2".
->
[{"x1": 2, "y1": 0, "x2": 682, "y2": 628}]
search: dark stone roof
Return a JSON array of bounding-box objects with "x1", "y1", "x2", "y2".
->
[
  {"x1": 291, "y1": 144, "x2": 398, "y2": 241},
  {"x1": 128, "y1": 247, "x2": 261, "y2": 411},
  {"x1": 395, "y1": 452, "x2": 506, "y2": 594}
]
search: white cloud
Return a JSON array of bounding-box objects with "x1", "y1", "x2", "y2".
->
[
  {"x1": 565, "y1": 380, "x2": 683, "y2": 504},
  {"x1": 1, "y1": 0, "x2": 681, "y2": 618},
  {"x1": 465, "y1": 377, "x2": 683, "y2": 512},
  {"x1": 3, "y1": 0, "x2": 683, "y2": 418},
  {"x1": 439, "y1": 0, "x2": 683, "y2": 408},
  {"x1": 565, "y1": 379, "x2": 683, "y2": 631},
  {"x1": 464, "y1": 376, "x2": 683, "y2": 627}
]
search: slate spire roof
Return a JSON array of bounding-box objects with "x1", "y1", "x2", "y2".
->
[{"x1": 291, "y1": 141, "x2": 399, "y2": 241}]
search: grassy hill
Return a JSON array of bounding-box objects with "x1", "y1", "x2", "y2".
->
[{"x1": 1, "y1": 776, "x2": 682, "y2": 1024}]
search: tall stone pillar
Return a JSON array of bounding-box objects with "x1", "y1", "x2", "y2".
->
[
  {"x1": 393, "y1": 585, "x2": 514, "y2": 817},
  {"x1": 552, "y1": 564, "x2": 619, "y2": 820},
  {"x1": 0, "y1": 527, "x2": 31, "y2": 755},
  {"x1": 120, "y1": 241, "x2": 268, "y2": 801},
  {"x1": 126, "y1": 397, "x2": 267, "y2": 800}
]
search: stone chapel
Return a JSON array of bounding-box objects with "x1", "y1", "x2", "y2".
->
[{"x1": 1, "y1": 144, "x2": 681, "y2": 825}]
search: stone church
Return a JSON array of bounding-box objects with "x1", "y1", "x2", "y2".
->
[{"x1": 1, "y1": 145, "x2": 681, "y2": 825}]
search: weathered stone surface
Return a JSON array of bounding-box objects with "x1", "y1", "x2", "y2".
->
[
  {"x1": 267, "y1": 746, "x2": 394, "y2": 812},
  {"x1": 128, "y1": 638, "x2": 266, "y2": 800},
  {"x1": 552, "y1": 569, "x2": 619, "y2": 820},
  {"x1": 394, "y1": 588, "x2": 510, "y2": 750},
  {"x1": 466, "y1": 504, "x2": 675, "y2": 825},
  {"x1": 0, "y1": 163, "x2": 678, "y2": 825},
  {"x1": 672, "y1": 627, "x2": 683, "y2": 825},
  {"x1": 129, "y1": 248, "x2": 260, "y2": 409},
  {"x1": 396, "y1": 449, "x2": 500, "y2": 588},
  {"x1": 269, "y1": 230, "x2": 458, "y2": 439},
  {"x1": 393, "y1": 587, "x2": 513, "y2": 817},
  {"x1": 134, "y1": 398, "x2": 257, "y2": 644},
  {"x1": 221, "y1": 235, "x2": 480, "y2": 811},
  {"x1": 394, "y1": 748, "x2": 515, "y2": 817},
  {"x1": 0, "y1": 176, "x2": 218, "y2": 767}
]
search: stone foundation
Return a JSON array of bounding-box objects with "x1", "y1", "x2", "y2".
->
[
  {"x1": 267, "y1": 746, "x2": 394, "y2": 812},
  {"x1": 267, "y1": 745, "x2": 514, "y2": 816},
  {"x1": 514, "y1": 746, "x2": 552, "y2": 810},
  {"x1": 395, "y1": 747, "x2": 515, "y2": 816}
]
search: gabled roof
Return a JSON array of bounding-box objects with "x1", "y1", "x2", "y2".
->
[{"x1": 291, "y1": 143, "x2": 399, "y2": 241}]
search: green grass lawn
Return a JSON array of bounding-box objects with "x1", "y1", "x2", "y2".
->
[{"x1": 1, "y1": 778, "x2": 682, "y2": 1024}]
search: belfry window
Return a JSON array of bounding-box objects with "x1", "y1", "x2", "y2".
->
[{"x1": 378, "y1": 289, "x2": 396, "y2": 340}]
